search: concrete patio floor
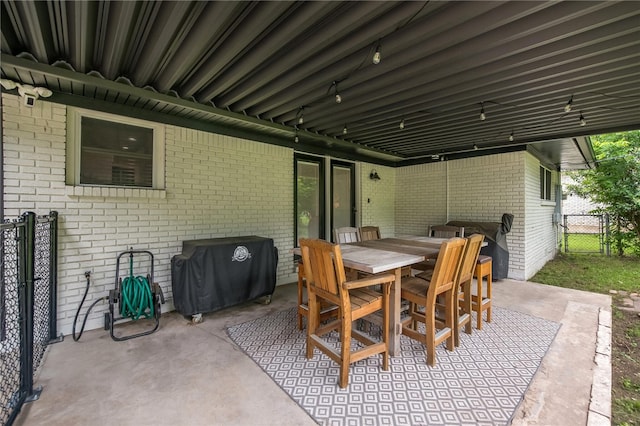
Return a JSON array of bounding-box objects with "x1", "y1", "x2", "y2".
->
[{"x1": 14, "y1": 279, "x2": 611, "y2": 426}]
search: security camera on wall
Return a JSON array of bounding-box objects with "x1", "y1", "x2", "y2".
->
[
  {"x1": 0, "y1": 79, "x2": 53, "y2": 107},
  {"x1": 23, "y1": 94, "x2": 37, "y2": 107}
]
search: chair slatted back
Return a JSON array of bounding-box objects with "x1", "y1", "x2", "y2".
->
[
  {"x1": 359, "y1": 226, "x2": 381, "y2": 241},
  {"x1": 333, "y1": 227, "x2": 361, "y2": 244},
  {"x1": 457, "y1": 234, "x2": 484, "y2": 285},
  {"x1": 428, "y1": 225, "x2": 465, "y2": 238},
  {"x1": 428, "y1": 237, "x2": 467, "y2": 297},
  {"x1": 299, "y1": 238, "x2": 348, "y2": 308}
]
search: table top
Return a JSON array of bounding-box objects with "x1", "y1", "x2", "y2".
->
[
  {"x1": 338, "y1": 244, "x2": 424, "y2": 274},
  {"x1": 303, "y1": 236, "x2": 487, "y2": 275},
  {"x1": 389, "y1": 235, "x2": 488, "y2": 249},
  {"x1": 351, "y1": 239, "x2": 440, "y2": 258},
  {"x1": 293, "y1": 236, "x2": 452, "y2": 274},
  {"x1": 392, "y1": 235, "x2": 451, "y2": 248},
  {"x1": 292, "y1": 243, "x2": 423, "y2": 274}
]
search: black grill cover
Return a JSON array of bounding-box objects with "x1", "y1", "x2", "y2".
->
[
  {"x1": 447, "y1": 213, "x2": 514, "y2": 280},
  {"x1": 171, "y1": 236, "x2": 278, "y2": 316}
]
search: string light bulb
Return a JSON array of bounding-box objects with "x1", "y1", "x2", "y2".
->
[
  {"x1": 579, "y1": 112, "x2": 587, "y2": 127},
  {"x1": 479, "y1": 103, "x2": 486, "y2": 121},
  {"x1": 399, "y1": 119, "x2": 405, "y2": 130},
  {"x1": 564, "y1": 95, "x2": 573, "y2": 113},
  {"x1": 473, "y1": 143, "x2": 478, "y2": 150},
  {"x1": 333, "y1": 81, "x2": 342, "y2": 104},
  {"x1": 373, "y1": 44, "x2": 381, "y2": 65},
  {"x1": 509, "y1": 131, "x2": 514, "y2": 142},
  {"x1": 343, "y1": 124, "x2": 348, "y2": 135},
  {"x1": 297, "y1": 107, "x2": 304, "y2": 125}
]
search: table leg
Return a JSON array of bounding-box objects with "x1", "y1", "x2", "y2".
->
[{"x1": 389, "y1": 267, "x2": 402, "y2": 356}]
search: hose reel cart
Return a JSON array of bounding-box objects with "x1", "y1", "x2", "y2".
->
[{"x1": 105, "y1": 248, "x2": 165, "y2": 341}]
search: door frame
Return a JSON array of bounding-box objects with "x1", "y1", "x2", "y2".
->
[
  {"x1": 330, "y1": 159, "x2": 357, "y2": 241},
  {"x1": 294, "y1": 154, "x2": 358, "y2": 245},
  {"x1": 294, "y1": 153, "x2": 326, "y2": 245}
]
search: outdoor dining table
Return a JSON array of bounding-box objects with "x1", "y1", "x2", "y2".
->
[
  {"x1": 347, "y1": 238, "x2": 445, "y2": 356},
  {"x1": 348, "y1": 236, "x2": 488, "y2": 354},
  {"x1": 295, "y1": 236, "x2": 447, "y2": 356}
]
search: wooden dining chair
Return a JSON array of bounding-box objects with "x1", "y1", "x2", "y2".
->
[
  {"x1": 473, "y1": 254, "x2": 493, "y2": 329},
  {"x1": 440, "y1": 234, "x2": 484, "y2": 345},
  {"x1": 296, "y1": 259, "x2": 338, "y2": 330},
  {"x1": 359, "y1": 226, "x2": 381, "y2": 241},
  {"x1": 428, "y1": 225, "x2": 465, "y2": 238},
  {"x1": 412, "y1": 225, "x2": 466, "y2": 273},
  {"x1": 333, "y1": 227, "x2": 361, "y2": 244},
  {"x1": 299, "y1": 238, "x2": 395, "y2": 388},
  {"x1": 400, "y1": 237, "x2": 467, "y2": 366},
  {"x1": 416, "y1": 234, "x2": 484, "y2": 346}
]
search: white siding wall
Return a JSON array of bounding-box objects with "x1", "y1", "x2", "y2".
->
[
  {"x1": 359, "y1": 164, "x2": 396, "y2": 238},
  {"x1": 562, "y1": 174, "x2": 602, "y2": 215},
  {"x1": 523, "y1": 152, "x2": 560, "y2": 279},
  {"x1": 2, "y1": 94, "x2": 296, "y2": 335}
]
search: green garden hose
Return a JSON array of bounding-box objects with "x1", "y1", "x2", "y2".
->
[{"x1": 119, "y1": 255, "x2": 154, "y2": 320}]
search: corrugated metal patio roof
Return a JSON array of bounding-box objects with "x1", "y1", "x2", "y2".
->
[{"x1": 1, "y1": 1, "x2": 639, "y2": 168}]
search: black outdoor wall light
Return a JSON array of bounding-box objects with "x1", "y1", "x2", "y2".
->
[{"x1": 369, "y1": 170, "x2": 381, "y2": 181}]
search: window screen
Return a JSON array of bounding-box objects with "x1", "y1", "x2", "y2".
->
[
  {"x1": 540, "y1": 166, "x2": 552, "y2": 200},
  {"x1": 80, "y1": 117, "x2": 154, "y2": 187}
]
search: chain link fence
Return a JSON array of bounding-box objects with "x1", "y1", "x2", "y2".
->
[
  {"x1": 1, "y1": 223, "x2": 21, "y2": 425},
  {"x1": 1, "y1": 212, "x2": 59, "y2": 426},
  {"x1": 563, "y1": 214, "x2": 610, "y2": 255}
]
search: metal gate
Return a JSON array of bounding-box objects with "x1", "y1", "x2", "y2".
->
[
  {"x1": 563, "y1": 214, "x2": 610, "y2": 255},
  {"x1": 1, "y1": 211, "x2": 60, "y2": 426}
]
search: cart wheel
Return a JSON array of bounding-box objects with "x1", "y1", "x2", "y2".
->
[
  {"x1": 155, "y1": 296, "x2": 162, "y2": 320},
  {"x1": 254, "y1": 294, "x2": 272, "y2": 305},
  {"x1": 104, "y1": 312, "x2": 111, "y2": 331}
]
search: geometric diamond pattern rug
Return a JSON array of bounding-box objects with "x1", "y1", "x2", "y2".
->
[{"x1": 227, "y1": 307, "x2": 560, "y2": 426}]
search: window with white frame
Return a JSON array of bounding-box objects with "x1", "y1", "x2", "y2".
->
[
  {"x1": 66, "y1": 108, "x2": 165, "y2": 189},
  {"x1": 539, "y1": 165, "x2": 552, "y2": 201}
]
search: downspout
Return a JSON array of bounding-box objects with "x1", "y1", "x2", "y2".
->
[
  {"x1": 357, "y1": 163, "x2": 362, "y2": 227},
  {"x1": 445, "y1": 160, "x2": 449, "y2": 222}
]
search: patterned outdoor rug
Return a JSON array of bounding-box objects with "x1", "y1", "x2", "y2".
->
[{"x1": 227, "y1": 307, "x2": 560, "y2": 426}]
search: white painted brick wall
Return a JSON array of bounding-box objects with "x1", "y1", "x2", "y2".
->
[
  {"x1": 523, "y1": 152, "x2": 559, "y2": 279},
  {"x1": 2, "y1": 94, "x2": 295, "y2": 335},
  {"x1": 359, "y1": 164, "x2": 396, "y2": 237},
  {"x1": 396, "y1": 152, "x2": 533, "y2": 280},
  {"x1": 448, "y1": 153, "x2": 526, "y2": 280},
  {"x1": 395, "y1": 162, "x2": 448, "y2": 235},
  {"x1": 2, "y1": 92, "x2": 561, "y2": 334}
]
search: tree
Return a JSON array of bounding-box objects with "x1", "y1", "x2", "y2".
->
[{"x1": 566, "y1": 130, "x2": 640, "y2": 256}]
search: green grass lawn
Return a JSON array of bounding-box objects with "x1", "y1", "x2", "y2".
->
[
  {"x1": 531, "y1": 253, "x2": 640, "y2": 294},
  {"x1": 563, "y1": 233, "x2": 605, "y2": 254}
]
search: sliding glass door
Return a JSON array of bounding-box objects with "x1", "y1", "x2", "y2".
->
[
  {"x1": 330, "y1": 160, "x2": 356, "y2": 240},
  {"x1": 294, "y1": 155, "x2": 356, "y2": 245},
  {"x1": 295, "y1": 154, "x2": 325, "y2": 244}
]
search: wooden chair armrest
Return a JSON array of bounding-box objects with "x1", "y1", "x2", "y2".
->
[{"x1": 343, "y1": 273, "x2": 395, "y2": 290}]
